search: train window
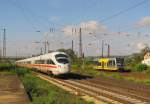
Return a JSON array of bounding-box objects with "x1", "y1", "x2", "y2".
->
[
  {"x1": 99, "y1": 62, "x2": 101, "y2": 66},
  {"x1": 41, "y1": 60, "x2": 45, "y2": 64},
  {"x1": 116, "y1": 58, "x2": 124, "y2": 66},
  {"x1": 113, "y1": 60, "x2": 116, "y2": 66},
  {"x1": 102, "y1": 62, "x2": 104, "y2": 67},
  {"x1": 35, "y1": 60, "x2": 45, "y2": 64},
  {"x1": 55, "y1": 54, "x2": 68, "y2": 58},
  {"x1": 56, "y1": 58, "x2": 69, "y2": 64},
  {"x1": 35, "y1": 60, "x2": 39, "y2": 64},
  {"x1": 46, "y1": 59, "x2": 55, "y2": 65},
  {"x1": 27, "y1": 61, "x2": 31, "y2": 64},
  {"x1": 108, "y1": 60, "x2": 112, "y2": 66},
  {"x1": 108, "y1": 60, "x2": 116, "y2": 66},
  {"x1": 95, "y1": 61, "x2": 101, "y2": 66}
]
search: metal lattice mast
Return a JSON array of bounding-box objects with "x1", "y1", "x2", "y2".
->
[
  {"x1": 3, "y1": 28, "x2": 6, "y2": 58},
  {"x1": 79, "y1": 28, "x2": 82, "y2": 58}
]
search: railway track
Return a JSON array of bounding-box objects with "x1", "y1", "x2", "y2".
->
[{"x1": 37, "y1": 73, "x2": 150, "y2": 104}]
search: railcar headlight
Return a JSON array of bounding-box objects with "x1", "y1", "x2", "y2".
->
[{"x1": 58, "y1": 65, "x2": 61, "y2": 68}]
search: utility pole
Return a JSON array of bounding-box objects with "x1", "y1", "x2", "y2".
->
[
  {"x1": 44, "y1": 32, "x2": 48, "y2": 54},
  {"x1": 40, "y1": 47, "x2": 43, "y2": 55},
  {"x1": 0, "y1": 30, "x2": 1, "y2": 59},
  {"x1": 107, "y1": 44, "x2": 110, "y2": 57},
  {"x1": 79, "y1": 28, "x2": 82, "y2": 58},
  {"x1": 44, "y1": 41, "x2": 47, "y2": 54},
  {"x1": 72, "y1": 40, "x2": 74, "y2": 51},
  {"x1": 3, "y1": 28, "x2": 6, "y2": 58},
  {"x1": 102, "y1": 40, "x2": 104, "y2": 58}
]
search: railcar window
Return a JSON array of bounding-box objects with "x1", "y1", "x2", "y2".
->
[
  {"x1": 94, "y1": 61, "x2": 101, "y2": 66},
  {"x1": 56, "y1": 58, "x2": 69, "y2": 64},
  {"x1": 27, "y1": 61, "x2": 31, "y2": 64},
  {"x1": 116, "y1": 58, "x2": 124, "y2": 66},
  {"x1": 55, "y1": 54, "x2": 68, "y2": 58},
  {"x1": 46, "y1": 59, "x2": 55, "y2": 65},
  {"x1": 35, "y1": 60, "x2": 45, "y2": 64},
  {"x1": 113, "y1": 60, "x2": 116, "y2": 66},
  {"x1": 108, "y1": 60, "x2": 113, "y2": 66},
  {"x1": 99, "y1": 62, "x2": 101, "y2": 66},
  {"x1": 108, "y1": 60, "x2": 115, "y2": 66}
]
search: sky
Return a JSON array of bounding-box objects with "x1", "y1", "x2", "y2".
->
[{"x1": 0, "y1": 0, "x2": 150, "y2": 57}]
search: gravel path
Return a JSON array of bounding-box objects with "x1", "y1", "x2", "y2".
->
[{"x1": 0, "y1": 74, "x2": 29, "y2": 104}]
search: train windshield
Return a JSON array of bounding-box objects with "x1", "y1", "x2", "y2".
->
[
  {"x1": 116, "y1": 58, "x2": 124, "y2": 66},
  {"x1": 55, "y1": 54, "x2": 69, "y2": 64},
  {"x1": 55, "y1": 54, "x2": 68, "y2": 58},
  {"x1": 56, "y1": 58, "x2": 69, "y2": 64}
]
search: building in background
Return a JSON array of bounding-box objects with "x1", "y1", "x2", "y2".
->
[{"x1": 142, "y1": 52, "x2": 150, "y2": 66}]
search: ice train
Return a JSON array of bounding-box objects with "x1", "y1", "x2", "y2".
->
[{"x1": 16, "y1": 52, "x2": 71, "y2": 75}]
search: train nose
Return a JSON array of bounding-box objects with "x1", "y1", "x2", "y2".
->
[{"x1": 59, "y1": 64, "x2": 70, "y2": 74}]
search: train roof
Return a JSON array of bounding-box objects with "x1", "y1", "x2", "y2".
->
[{"x1": 16, "y1": 51, "x2": 67, "y2": 62}]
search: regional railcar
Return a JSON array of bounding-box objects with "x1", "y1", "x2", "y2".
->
[
  {"x1": 93, "y1": 57, "x2": 124, "y2": 71},
  {"x1": 16, "y1": 52, "x2": 71, "y2": 75}
]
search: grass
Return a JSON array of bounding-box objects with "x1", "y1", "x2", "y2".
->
[
  {"x1": 21, "y1": 74, "x2": 94, "y2": 104},
  {"x1": 0, "y1": 62, "x2": 95, "y2": 104},
  {"x1": 0, "y1": 63, "x2": 15, "y2": 70},
  {"x1": 71, "y1": 63, "x2": 150, "y2": 85},
  {"x1": 16, "y1": 68, "x2": 94, "y2": 104}
]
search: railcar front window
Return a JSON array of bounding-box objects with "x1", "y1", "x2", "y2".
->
[
  {"x1": 116, "y1": 58, "x2": 124, "y2": 66},
  {"x1": 56, "y1": 58, "x2": 69, "y2": 64},
  {"x1": 55, "y1": 54, "x2": 68, "y2": 58}
]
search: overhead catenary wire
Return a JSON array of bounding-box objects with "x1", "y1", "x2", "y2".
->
[
  {"x1": 100, "y1": 0, "x2": 149, "y2": 23},
  {"x1": 6, "y1": 0, "x2": 38, "y2": 31},
  {"x1": 6, "y1": 0, "x2": 50, "y2": 31}
]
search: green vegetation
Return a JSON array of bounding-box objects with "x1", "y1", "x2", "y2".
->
[
  {"x1": 57, "y1": 48, "x2": 78, "y2": 62},
  {"x1": 0, "y1": 62, "x2": 16, "y2": 75},
  {"x1": 125, "y1": 47, "x2": 150, "y2": 72},
  {"x1": 15, "y1": 68, "x2": 94, "y2": 104},
  {"x1": 134, "y1": 64, "x2": 148, "y2": 72},
  {"x1": 71, "y1": 58, "x2": 150, "y2": 85},
  {"x1": 22, "y1": 75, "x2": 93, "y2": 104},
  {"x1": 0, "y1": 63, "x2": 15, "y2": 70},
  {"x1": 0, "y1": 61, "x2": 94, "y2": 104}
]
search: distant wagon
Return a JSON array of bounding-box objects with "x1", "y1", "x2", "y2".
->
[
  {"x1": 93, "y1": 57, "x2": 125, "y2": 71},
  {"x1": 16, "y1": 52, "x2": 71, "y2": 75}
]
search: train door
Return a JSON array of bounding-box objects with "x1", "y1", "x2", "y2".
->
[{"x1": 108, "y1": 59, "x2": 117, "y2": 70}]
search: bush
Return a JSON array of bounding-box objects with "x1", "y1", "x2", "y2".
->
[
  {"x1": 0, "y1": 63, "x2": 15, "y2": 70},
  {"x1": 16, "y1": 68, "x2": 30, "y2": 76},
  {"x1": 135, "y1": 64, "x2": 148, "y2": 72},
  {"x1": 21, "y1": 74, "x2": 90, "y2": 104}
]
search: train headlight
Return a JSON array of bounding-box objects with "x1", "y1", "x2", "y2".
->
[{"x1": 58, "y1": 65, "x2": 61, "y2": 68}]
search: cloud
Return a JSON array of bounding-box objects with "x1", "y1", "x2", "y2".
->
[
  {"x1": 80, "y1": 20, "x2": 107, "y2": 32},
  {"x1": 61, "y1": 25, "x2": 74, "y2": 35},
  {"x1": 61, "y1": 20, "x2": 108, "y2": 36},
  {"x1": 136, "y1": 16, "x2": 150, "y2": 28},
  {"x1": 137, "y1": 42, "x2": 147, "y2": 50},
  {"x1": 50, "y1": 16, "x2": 59, "y2": 21}
]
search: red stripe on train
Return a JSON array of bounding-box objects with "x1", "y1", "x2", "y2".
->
[{"x1": 32, "y1": 64, "x2": 57, "y2": 68}]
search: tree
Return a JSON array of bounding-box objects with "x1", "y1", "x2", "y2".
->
[
  {"x1": 125, "y1": 47, "x2": 150, "y2": 68},
  {"x1": 140, "y1": 46, "x2": 150, "y2": 57},
  {"x1": 57, "y1": 48, "x2": 77, "y2": 61}
]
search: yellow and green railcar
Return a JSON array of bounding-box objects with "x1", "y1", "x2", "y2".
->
[{"x1": 94, "y1": 57, "x2": 124, "y2": 71}]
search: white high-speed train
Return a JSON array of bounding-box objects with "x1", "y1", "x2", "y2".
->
[{"x1": 16, "y1": 52, "x2": 71, "y2": 75}]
